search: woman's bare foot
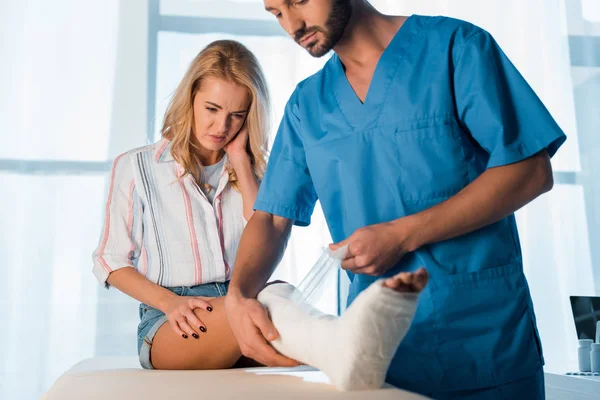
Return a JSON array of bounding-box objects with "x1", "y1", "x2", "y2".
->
[{"x1": 382, "y1": 267, "x2": 429, "y2": 293}]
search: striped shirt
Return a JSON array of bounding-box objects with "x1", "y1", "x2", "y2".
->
[{"x1": 92, "y1": 138, "x2": 246, "y2": 288}]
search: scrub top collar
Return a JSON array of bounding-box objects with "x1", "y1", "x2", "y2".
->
[{"x1": 330, "y1": 14, "x2": 425, "y2": 130}]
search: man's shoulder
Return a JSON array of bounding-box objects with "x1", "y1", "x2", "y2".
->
[
  {"x1": 419, "y1": 15, "x2": 483, "y2": 37},
  {"x1": 416, "y1": 15, "x2": 489, "y2": 49},
  {"x1": 294, "y1": 58, "x2": 332, "y2": 92},
  {"x1": 285, "y1": 55, "x2": 338, "y2": 113}
]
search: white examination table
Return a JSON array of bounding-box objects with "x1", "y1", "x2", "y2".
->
[{"x1": 42, "y1": 357, "x2": 430, "y2": 399}]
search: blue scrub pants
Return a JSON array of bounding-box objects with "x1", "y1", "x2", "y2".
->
[{"x1": 427, "y1": 369, "x2": 545, "y2": 400}]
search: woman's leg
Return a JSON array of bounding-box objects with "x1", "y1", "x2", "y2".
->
[
  {"x1": 257, "y1": 268, "x2": 429, "y2": 391},
  {"x1": 148, "y1": 282, "x2": 290, "y2": 369},
  {"x1": 147, "y1": 269, "x2": 427, "y2": 375},
  {"x1": 150, "y1": 297, "x2": 243, "y2": 370}
]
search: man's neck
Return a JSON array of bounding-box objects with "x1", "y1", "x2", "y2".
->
[{"x1": 334, "y1": 1, "x2": 408, "y2": 72}]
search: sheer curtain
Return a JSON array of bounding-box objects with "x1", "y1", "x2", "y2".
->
[{"x1": 1, "y1": 0, "x2": 598, "y2": 399}]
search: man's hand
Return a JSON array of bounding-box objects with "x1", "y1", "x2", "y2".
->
[
  {"x1": 225, "y1": 293, "x2": 300, "y2": 367},
  {"x1": 329, "y1": 217, "x2": 419, "y2": 276}
]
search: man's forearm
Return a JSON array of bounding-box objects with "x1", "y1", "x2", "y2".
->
[
  {"x1": 228, "y1": 211, "x2": 293, "y2": 299},
  {"x1": 405, "y1": 150, "x2": 554, "y2": 250}
]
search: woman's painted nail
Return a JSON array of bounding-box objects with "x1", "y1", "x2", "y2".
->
[
  {"x1": 192, "y1": 333, "x2": 199, "y2": 339},
  {"x1": 200, "y1": 326, "x2": 206, "y2": 333},
  {"x1": 182, "y1": 334, "x2": 188, "y2": 339},
  {"x1": 207, "y1": 307, "x2": 213, "y2": 312}
]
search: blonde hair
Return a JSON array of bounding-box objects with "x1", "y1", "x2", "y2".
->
[{"x1": 161, "y1": 40, "x2": 270, "y2": 191}]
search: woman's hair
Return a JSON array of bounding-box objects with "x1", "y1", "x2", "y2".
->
[{"x1": 161, "y1": 40, "x2": 270, "y2": 191}]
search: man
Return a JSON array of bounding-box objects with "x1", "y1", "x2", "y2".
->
[{"x1": 224, "y1": 0, "x2": 566, "y2": 398}]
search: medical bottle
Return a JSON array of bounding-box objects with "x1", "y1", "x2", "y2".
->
[{"x1": 578, "y1": 339, "x2": 593, "y2": 372}]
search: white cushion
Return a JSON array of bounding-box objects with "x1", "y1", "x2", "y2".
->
[{"x1": 42, "y1": 357, "x2": 430, "y2": 399}]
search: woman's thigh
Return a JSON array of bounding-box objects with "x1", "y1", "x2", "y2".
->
[{"x1": 150, "y1": 296, "x2": 242, "y2": 370}]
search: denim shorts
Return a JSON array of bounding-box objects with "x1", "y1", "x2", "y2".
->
[{"x1": 137, "y1": 281, "x2": 230, "y2": 369}]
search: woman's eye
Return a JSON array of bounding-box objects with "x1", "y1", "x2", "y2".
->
[
  {"x1": 205, "y1": 107, "x2": 217, "y2": 112},
  {"x1": 233, "y1": 114, "x2": 245, "y2": 119}
]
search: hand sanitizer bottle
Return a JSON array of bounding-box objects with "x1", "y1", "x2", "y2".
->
[{"x1": 579, "y1": 339, "x2": 593, "y2": 372}]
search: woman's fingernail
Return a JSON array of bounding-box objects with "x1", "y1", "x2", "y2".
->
[
  {"x1": 207, "y1": 307, "x2": 213, "y2": 312},
  {"x1": 182, "y1": 334, "x2": 188, "y2": 339},
  {"x1": 192, "y1": 333, "x2": 199, "y2": 339},
  {"x1": 200, "y1": 326, "x2": 206, "y2": 333}
]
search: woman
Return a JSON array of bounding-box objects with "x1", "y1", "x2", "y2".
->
[
  {"x1": 92, "y1": 39, "x2": 429, "y2": 391},
  {"x1": 92, "y1": 40, "x2": 268, "y2": 370}
]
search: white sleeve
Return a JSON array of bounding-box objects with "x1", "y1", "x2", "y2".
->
[{"x1": 92, "y1": 152, "x2": 141, "y2": 287}]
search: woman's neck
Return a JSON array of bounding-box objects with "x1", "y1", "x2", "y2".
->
[{"x1": 198, "y1": 149, "x2": 225, "y2": 167}]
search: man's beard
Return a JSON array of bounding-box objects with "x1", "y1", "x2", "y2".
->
[{"x1": 294, "y1": 0, "x2": 352, "y2": 57}]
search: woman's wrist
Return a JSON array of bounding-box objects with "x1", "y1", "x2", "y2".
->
[
  {"x1": 229, "y1": 156, "x2": 256, "y2": 186},
  {"x1": 157, "y1": 289, "x2": 178, "y2": 313},
  {"x1": 228, "y1": 153, "x2": 251, "y2": 172}
]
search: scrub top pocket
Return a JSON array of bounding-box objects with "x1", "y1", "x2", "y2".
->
[{"x1": 394, "y1": 117, "x2": 470, "y2": 203}]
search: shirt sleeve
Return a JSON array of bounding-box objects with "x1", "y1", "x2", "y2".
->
[
  {"x1": 453, "y1": 29, "x2": 566, "y2": 169},
  {"x1": 92, "y1": 152, "x2": 142, "y2": 287},
  {"x1": 254, "y1": 91, "x2": 318, "y2": 226}
]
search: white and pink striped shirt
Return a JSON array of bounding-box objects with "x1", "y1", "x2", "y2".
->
[{"x1": 92, "y1": 138, "x2": 246, "y2": 288}]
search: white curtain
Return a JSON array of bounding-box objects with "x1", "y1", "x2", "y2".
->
[{"x1": 1, "y1": 1, "x2": 598, "y2": 399}]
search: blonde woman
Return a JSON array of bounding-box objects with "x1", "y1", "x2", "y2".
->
[
  {"x1": 92, "y1": 40, "x2": 429, "y2": 390},
  {"x1": 92, "y1": 40, "x2": 268, "y2": 370}
]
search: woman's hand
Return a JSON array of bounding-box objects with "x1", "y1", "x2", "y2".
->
[
  {"x1": 223, "y1": 122, "x2": 259, "y2": 221},
  {"x1": 224, "y1": 124, "x2": 250, "y2": 167},
  {"x1": 163, "y1": 295, "x2": 213, "y2": 339}
]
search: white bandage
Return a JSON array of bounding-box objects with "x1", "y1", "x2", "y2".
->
[{"x1": 257, "y1": 280, "x2": 418, "y2": 391}]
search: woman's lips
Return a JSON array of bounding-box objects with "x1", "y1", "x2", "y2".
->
[{"x1": 209, "y1": 135, "x2": 226, "y2": 143}]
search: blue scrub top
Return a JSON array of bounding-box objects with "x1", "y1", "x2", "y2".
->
[{"x1": 255, "y1": 15, "x2": 566, "y2": 394}]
